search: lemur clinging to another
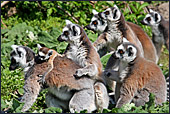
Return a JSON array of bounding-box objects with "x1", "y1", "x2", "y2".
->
[
  {"x1": 105, "y1": 42, "x2": 167, "y2": 108},
  {"x1": 141, "y1": 9, "x2": 169, "y2": 60},
  {"x1": 57, "y1": 20, "x2": 109, "y2": 111},
  {"x1": 9, "y1": 45, "x2": 109, "y2": 113},
  {"x1": 9, "y1": 44, "x2": 59, "y2": 112}
]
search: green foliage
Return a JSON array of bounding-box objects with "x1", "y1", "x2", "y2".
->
[{"x1": 1, "y1": 1, "x2": 169, "y2": 113}]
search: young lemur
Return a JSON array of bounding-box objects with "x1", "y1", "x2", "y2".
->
[
  {"x1": 141, "y1": 9, "x2": 169, "y2": 60},
  {"x1": 57, "y1": 20, "x2": 109, "y2": 111},
  {"x1": 9, "y1": 45, "x2": 109, "y2": 113},
  {"x1": 105, "y1": 42, "x2": 167, "y2": 108}
]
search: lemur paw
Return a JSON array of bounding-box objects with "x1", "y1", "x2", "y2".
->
[
  {"x1": 74, "y1": 69, "x2": 85, "y2": 78},
  {"x1": 37, "y1": 75, "x2": 46, "y2": 85}
]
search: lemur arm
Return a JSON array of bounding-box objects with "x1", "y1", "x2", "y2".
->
[
  {"x1": 115, "y1": 83, "x2": 137, "y2": 108},
  {"x1": 74, "y1": 64, "x2": 98, "y2": 78},
  {"x1": 93, "y1": 32, "x2": 108, "y2": 51}
]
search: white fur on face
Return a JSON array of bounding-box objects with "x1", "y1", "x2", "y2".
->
[
  {"x1": 116, "y1": 44, "x2": 125, "y2": 58},
  {"x1": 90, "y1": 16, "x2": 107, "y2": 33},
  {"x1": 38, "y1": 51, "x2": 50, "y2": 60},
  {"x1": 122, "y1": 37, "x2": 129, "y2": 43},
  {"x1": 116, "y1": 44, "x2": 137, "y2": 63},
  {"x1": 61, "y1": 24, "x2": 81, "y2": 43},
  {"x1": 101, "y1": 6, "x2": 121, "y2": 22},
  {"x1": 143, "y1": 11, "x2": 161, "y2": 26},
  {"x1": 11, "y1": 47, "x2": 27, "y2": 68}
]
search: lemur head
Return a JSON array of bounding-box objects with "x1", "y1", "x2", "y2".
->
[
  {"x1": 141, "y1": 9, "x2": 162, "y2": 26},
  {"x1": 98, "y1": 5, "x2": 121, "y2": 22},
  {"x1": 115, "y1": 41, "x2": 138, "y2": 63},
  {"x1": 9, "y1": 45, "x2": 35, "y2": 70},
  {"x1": 57, "y1": 20, "x2": 83, "y2": 43},
  {"x1": 37, "y1": 44, "x2": 54, "y2": 61},
  {"x1": 86, "y1": 9, "x2": 107, "y2": 34}
]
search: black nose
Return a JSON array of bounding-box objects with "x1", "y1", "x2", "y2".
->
[
  {"x1": 57, "y1": 35, "x2": 64, "y2": 42},
  {"x1": 140, "y1": 20, "x2": 147, "y2": 25},
  {"x1": 85, "y1": 24, "x2": 91, "y2": 30},
  {"x1": 105, "y1": 72, "x2": 111, "y2": 77},
  {"x1": 9, "y1": 66, "x2": 15, "y2": 71},
  {"x1": 98, "y1": 12, "x2": 103, "y2": 19}
]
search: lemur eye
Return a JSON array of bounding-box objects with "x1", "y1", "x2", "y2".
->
[
  {"x1": 118, "y1": 49, "x2": 124, "y2": 54},
  {"x1": 64, "y1": 31, "x2": 69, "y2": 36},
  {"x1": 93, "y1": 21, "x2": 98, "y2": 25},
  {"x1": 105, "y1": 11, "x2": 110, "y2": 15},
  {"x1": 146, "y1": 17, "x2": 151, "y2": 22}
]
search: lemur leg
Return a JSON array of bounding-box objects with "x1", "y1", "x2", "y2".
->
[
  {"x1": 94, "y1": 82, "x2": 109, "y2": 112},
  {"x1": 69, "y1": 87, "x2": 96, "y2": 113},
  {"x1": 45, "y1": 92, "x2": 69, "y2": 112},
  {"x1": 116, "y1": 94, "x2": 134, "y2": 108},
  {"x1": 132, "y1": 89, "x2": 150, "y2": 107},
  {"x1": 75, "y1": 64, "x2": 98, "y2": 78},
  {"x1": 20, "y1": 76, "x2": 41, "y2": 112}
]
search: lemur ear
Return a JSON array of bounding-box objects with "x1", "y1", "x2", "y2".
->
[
  {"x1": 48, "y1": 50, "x2": 53, "y2": 56},
  {"x1": 112, "y1": 5, "x2": 121, "y2": 20},
  {"x1": 11, "y1": 45, "x2": 19, "y2": 51},
  {"x1": 92, "y1": 9, "x2": 98, "y2": 15},
  {"x1": 113, "y1": 4, "x2": 119, "y2": 9},
  {"x1": 65, "y1": 20, "x2": 72, "y2": 25},
  {"x1": 72, "y1": 25, "x2": 81, "y2": 36},
  {"x1": 149, "y1": 9, "x2": 154, "y2": 13},
  {"x1": 37, "y1": 44, "x2": 42, "y2": 50},
  {"x1": 123, "y1": 37, "x2": 129, "y2": 43}
]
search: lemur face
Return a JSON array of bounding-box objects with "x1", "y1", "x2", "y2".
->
[
  {"x1": 141, "y1": 9, "x2": 161, "y2": 26},
  {"x1": 37, "y1": 44, "x2": 53, "y2": 61},
  {"x1": 58, "y1": 20, "x2": 81, "y2": 43},
  {"x1": 86, "y1": 9, "x2": 107, "y2": 33},
  {"x1": 116, "y1": 43, "x2": 137, "y2": 63},
  {"x1": 99, "y1": 5, "x2": 121, "y2": 22},
  {"x1": 9, "y1": 45, "x2": 34, "y2": 70}
]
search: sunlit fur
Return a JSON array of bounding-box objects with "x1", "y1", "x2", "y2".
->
[
  {"x1": 106, "y1": 42, "x2": 167, "y2": 108},
  {"x1": 141, "y1": 9, "x2": 169, "y2": 60}
]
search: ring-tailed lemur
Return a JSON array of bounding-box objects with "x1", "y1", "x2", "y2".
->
[
  {"x1": 141, "y1": 9, "x2": 169, "y2": 59},
  {"x1": 9, "y1": 44, "x2": 58, "y2": 112},
  {"x1": 86, "y1": 9, "x2": 157, "y2": 63},
  {"x1": 10, "y1": 45, "x2": 109, "y2": 113},
  {"x1": 105, "y1": 42, "x2": 167, "y2": 108},
  {"x1": 57, "y1": 20, "x2": 109, "y2": 112}
]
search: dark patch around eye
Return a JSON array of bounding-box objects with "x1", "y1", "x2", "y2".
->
[
  {"x1": 93, "y1": 21, "x2": 98, "y2": 25},
  {"x1": 146, "y1": 17, "x2": 151, "y2": 22},
  {"x1": 64, "y1": 31, "x2": 69, "y2": 36},
  {"x1": 118, "y1": 49, "x2": 124, "y2": 54},
  {"x1": 105, "y1": 11, "x2": 110, "y2": 15}
]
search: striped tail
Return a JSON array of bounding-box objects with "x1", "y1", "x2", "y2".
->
[{"x1": 166, "y1": 77, "x2": 169, "y2": 101}]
